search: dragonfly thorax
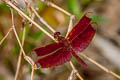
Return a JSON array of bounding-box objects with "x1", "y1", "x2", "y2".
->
[{"x1": 54, "y1": 32, "x2": 71, "y2": 51}]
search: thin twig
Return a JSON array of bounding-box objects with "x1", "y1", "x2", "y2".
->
[
  {"x1": 30, "y1": 0, "x2": 75, "y2": 35},
  {"x1": 68, "y1": 70, "x2": 74, "y2": 80},
  {"x1": 10, "y1": 7, "x2": 36, "y2": 70},
  {"x1": 29, "y1": 5, "x2": 56, "y2": 33},
  {"x1": 66, "y1": 16, "x2": 74, "y2": 37},
  {"x1": 14, "y1": 27, "x2": 26, "y2": 80},
  {"x1": 80, "y1": 53, "x2": 120, "y2": 79},
  {"x1": 40, "y1": 0, "x2": 75, "y2": 35},
  {"x1": 5, "y1": 0, "x2": 55, "y2": 41},
  {"x1": 40, "y1": 0, "x2": 74, "y2": 17},
  {"x1": 29, "y1": 12, "x2": 35, "y2": 27},
  {"x1": 69, "y1": 62, "x2": 84, "y2": 80},
  {"x1": 0, "y1": 27, "x2": 13, "y2": 45},
  {"x1": 31, "y1": 67, "x2": 35, "y2": 80},
  {"x1": 10, "y1": 6, "x2": 38, "y2": 80},
  {"x1": 10, "y1": 8, "x2": 26, "y2": 57}
]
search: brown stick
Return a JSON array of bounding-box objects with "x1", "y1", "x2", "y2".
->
[
  {"x1": 0, "y1": 27, "x2": 13, "y2": 45},
  {"x1": 80, "y1": 53, "x2": 120, "y2": 79},
  {"x1": 14, "y1": 27, "x2": 26, "y2": 80}
]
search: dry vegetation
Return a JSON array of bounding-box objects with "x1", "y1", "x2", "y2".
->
[{"x1": 0, "y1": 0, "x2": 120, "y2": 80}]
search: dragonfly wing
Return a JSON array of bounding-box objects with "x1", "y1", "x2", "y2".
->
[
  {"x1": 72, "y1": 51, "x2": 87, "y2": 66},
  {"x1": 33, "y1": 43, "x2": 63, "y2": 56},
  {"x1": 36, "y1": 48, "x2": 71, "y2": 68},
  {"x1": 68, "y1": 14, "x2": 91, "y2": 41},
  {"x1": 71, "y1": 24, "x2": 96, "y2": 53}
]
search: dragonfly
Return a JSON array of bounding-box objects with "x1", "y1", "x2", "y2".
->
[{"x1": 33, "y1": 13, "x2": 96, "y2": 68}]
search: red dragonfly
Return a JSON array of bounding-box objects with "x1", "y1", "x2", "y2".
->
[{"x1": 33, "y1": 13, "x2": 96, "y2": 68}]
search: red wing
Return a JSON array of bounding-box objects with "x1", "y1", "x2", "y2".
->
[
  {"x1": 72, "y1": 51, "x2": 87, "y2": 66},
  {"x1": 67, "y1": 14, "x2": 91, "y2": 41},
  {"x1": 71, "y1": 24, "x2": 96, "y2": 53},
  {"x1": 33, "y1": 43, "x2": 64, "y2": 56},
  {"x1": 36, "y1": 48, "x2": 71, "y2": 68}
]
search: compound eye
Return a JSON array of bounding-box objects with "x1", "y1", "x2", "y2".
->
[
  {"x1": 54, "y1": 32, "x2": 61, "y2": 39},
  {"x1": 55, "y1": 32, "x2": 61, "y2": 36}
]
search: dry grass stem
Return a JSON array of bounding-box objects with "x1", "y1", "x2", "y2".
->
[
  {"x1": 68, "y1": 70, "x2": 74, "y2": 80},
  {"x1": 10, "y1": 6, "x2": 36, "y2": 72},
  {"x1": 69, "y1": 62, "x2": 84, "y2": 80},
  {"x1": 40, "y1": 0, "x2": 75, "y2": 35},
  {"x1": 80, "y1": 53, "x2": 120, "y2": 79},
  {"x1": 10, "y1": 8, "x2": 26, "y2": 57},
  {"x1": 31, "y1": 67, "x2": 35, "y2": 80},
  {"x1": 40, "y1": 0, "x2": 74, "y2": 17},
  {"x1": 66, "y1": 16, "x2": 74, "y2": 37},
  {"x1": 14, "y1": 27, "x2": 26, "y2": 80},
  {"x1": 5, "y1": 0, "x2": 55, "y2": 41},
  {"x1": 30, "y1": 5, "x2": 56, "y2": 33},
  {"x1": 0, "y1": 27, "x2": 13, "y2": 45}
]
